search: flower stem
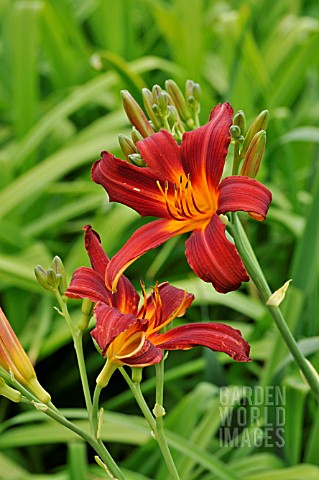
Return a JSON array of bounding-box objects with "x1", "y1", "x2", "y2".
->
[
  {"x1": 92, "y1": 384, "x2": 103, "y2": 436},
  {"x1": 43, "y1": 404, "x2": 125, "y2": 480},
  {"x1": 232, "y1": 141, "x2": 241, "y2": 175},
  {"x1": 119, "y1": 367, "x2": 180, "y2": 480},
  {"x1": 154, "y1": 360, "x2": 181, "y2": 480},
  {"x1": 54, "y1": 291, "x2": 94, "y2": 432},
  {"x1": 1, "y1": 369, "x2": 125, "y2": 479},
  {"x1": 228, "y1": 213, "x2": 319, "y2": 400}
]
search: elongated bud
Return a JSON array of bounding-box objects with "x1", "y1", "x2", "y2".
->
[
  {"x1": 157, "y1": 91, "x2": 169, "y2": 118},
  {"x1": 118, "y1": 134, "x2": 137, "y2": 161},
  {"x1": 0, "y1": 377, "x2": 22, "y2": 403},
  {"x1": 34, "y1": 266, "x2": 55, "y2": 292},
  {"x1": 186, "y1": 80, "x2": 201, "y2": 118},
  {"x1": 52, "y1": 256, "x2": 67, "y2": 294},
  {"x1": 233, "y1": 110, "x2": 246, "y2": 134},
  {"x1": 0, "y1": 309, "x2": 51, "y2": 404},
  {"x1": 46, "y1": 268, "x2": 60, "y2": 289},
  {"x1": 78, "y1": 298, "x2": 94, "y2": 331},
  {"x1": 128, "y1": 153, "x2": 146, "y2": 167},
  {"x1": 121, "y1": 90, "x2": 154, "y2": 138},
  {"x1": 131, "y1": 127, "x2": 144, "y2": 144},
  {"x1": 186, "y1": 79, "x2": 201, "y2": 103},
  {"x1": 142, "y1": 88, "x2": 162, "y2": 130},
  {"x1": 241, "y1": 110, "x2": 269, "y2": 157},
  {"x1": 240, "y1": 131, "x2": 266, "y2": 178},
  {"x1": 152, "y1": 84, "x2": 163, "y2": 104},
  {"x1": 165, "y1": 80, "x2": 194, "y2": 128}
]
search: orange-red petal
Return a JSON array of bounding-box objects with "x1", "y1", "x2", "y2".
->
[
  {"x1": 136, "y1": 130, "x2": 185, "y2": 183},
  {"x1": 92, "y1": 151, "x2": 169, "y2": 218},
  {"x1": 121, "y1": 340, "x2": 163, "y2": 367},
  {"x1": 66, "y1": 267, "x2": 113, "y2": 305},
  {"x1": 105, "y1": 219, "x2": 185, "y2": 292},
  {"x1": 154, "y1": 322, "x2": 251, "y2": 362},
  {"x1": 83, "y1": 225, "x2": 109, "y2": 278},
  {"x1": 180, "y1": 103, "x2": 234, "y2": 191},
  {"x1": 139, "y1": 282, "x2": 194, "y2": 331},
  {"x1": 218, "y1": 176, "x2": 272, "y2": 220},
  {"x1": 185, "y1": 215, "x2": 249, "y2": 293},
  {"x1": 91, "y1": 303, "x2": 143, "y2": 356}
]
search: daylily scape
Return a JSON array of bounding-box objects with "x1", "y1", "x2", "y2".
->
[
  {"x1": 92, "y1": 103, "x2": 272, "y2": 294},
  {"x1": 66, "y1": 226, "x2": 251, "y2": 383}
]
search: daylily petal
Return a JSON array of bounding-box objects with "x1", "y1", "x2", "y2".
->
[
  {"x1": 105, "y1": 219, "x2": 187, "y2": 292},
  {"x1": 92, "y1": 151, "x2": 168, "y2": 218},
  {"x1": 154, "y1": 322, "x2": 251, "y2": 362},
  {"x1": 140, "y1": 282, "x2": 194, "y2": 331},
  {"x1": 91, "y1": 303, "x2": 141, "y2": 356},
  {"x1": 86, "y1": 225, "x2": 140, "y2": 314},
  {"x1": 66, "y1": 267, "x2": 113, "y2": 305},
  {"x1": 180, "y1": 103, "x2": 233, "y2": 191},
  {"x1": 185, "y1": 215, "x2": 249, "y2": 293},
  {"x1": 136, "y1": 130, "x2": 185, "y2": 183},
  {"x1": 121, "y1": 340, "x2": 163, "y2": 367},
  {"x1": 218, "y1": 176, "x2": 272, "y2": 220},
  {"x1": 83, "y1": 225, "x2": 109, "y2": 278}
]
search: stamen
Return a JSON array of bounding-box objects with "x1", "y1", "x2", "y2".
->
[
  {"x1": 139, "y1": 278, "x2": 148, "y2": 319},
  {"x1": 187, "y1": 175, "x2": 205, "y2": 214},
  {"x1": 147, "y1": 290, "x2": 188, "y2": 336}
]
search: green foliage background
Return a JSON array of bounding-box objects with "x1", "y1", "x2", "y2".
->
[{"x1": 0, "y1": 0, "x2": 319, "y2": 478}]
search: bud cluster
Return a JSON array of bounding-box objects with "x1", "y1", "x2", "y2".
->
[
  {"x1": 119, "y1": 79, "x2": 201, "y2": 163},
  {"x1": 35, "y1": 256, "x2": 67, "y2": 295},
  {"x1": 232, "y1": 109, "x2": 269, "y2": 179}
]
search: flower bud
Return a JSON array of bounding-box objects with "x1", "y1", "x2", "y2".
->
[
  {"x1": 121, "y1": 90, "x2": 154, "y2": 138},
  {"x1": 165, "y1": 80, "x2": 194, "y2": 128},
  {"x1": 131, "y1": 127, "x2": 144, "y2": 144},
  {"x1": 186, "y1": 79, "x2": 201, "y2": 103},
  {"x1": 240, "y1": 130, "x2": 266, "y2": 178},
  {"x1": 0, "y1": 308, "x2": 51, "y2": 404},
  {"x1": 142, "y1": 88, "x2": 162, "y2": 130},
  {"x1": 128, "y1": 153, "x2": 146, "y2": 167},
  {"x1": 34, "y1": 266, "x2": 55, "y2": 292},
  {"x1": 46, "y1": 268, "x2": 60, "y2": 289},
  {"x1": 51, "y1": 256, "x2": 67, "y2": 294},
  {"x1": 157, "y1": 91, "x2": 169, "y2": 118},
  {"x1": 241, "y1": 110, "x2": 269, "y2": 157},
  {"x1": 0, "y1": 377, "x2": 22, "y2": 403},
  {"x1": 118, "y1": 134, "x2": 137, "y2": 161},
  {"x1": 151, "y1": 84, "x2": 163, "y2": 104},
  {"x1": 233, "y1": 110, "x2": 246, "y2": 134},
  {"x1": 230, "y1": 125, "x2": 241, "y2": 141}
]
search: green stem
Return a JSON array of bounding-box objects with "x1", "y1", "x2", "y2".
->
[
  {"x1": 228, "y1": 213, "x2": 319, "y2": 400},
  {"x1": 1, "y1": 370, "x2": 125, "y2": 479},
  {"x1": 119, "y1": 368, "x2": 156, "y2": 429},
  {"x1": 120, "y1": 367, "x2": 180, "y2": 480},
  {"x1": 92, "y1": 384, "x2": 103, "y2": 436},
  {"x1": 232, "y1": 141, "x2": 241, "y2": 175},
  {"x1": 54, "y1": 291, "x2": 94, "y2": 432},
  {"x1": 43, "y1": 405, "x2": 125, "y2": 480},
  {"x1": 154, "y1": 360, "x2": 181, "y2": 480}
]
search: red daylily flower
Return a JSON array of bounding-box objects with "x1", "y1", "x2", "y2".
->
[
  {"x1": 92, "y1": 103, "x2": 272, "y2": 294},
  {"x1": 65, "y1": 226, "x2": 251, "y2": 382}
]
